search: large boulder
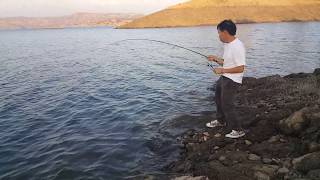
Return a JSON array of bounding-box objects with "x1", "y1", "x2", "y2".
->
[
  {"x1": 279, "y1": 107, "x2": 309, "y2": 135},
  {"x1": 307, "y1": 169, "x2": 320, "y2": 179},
  {"x1": 300, "y1": 105, "x2": 320, "y2": 145},
  {"x1": 314, "y1": 68, "x2": 320, "y2": 76},
  {"x1": 292, "y1": 152, "x2": 320, "y2": 173}
]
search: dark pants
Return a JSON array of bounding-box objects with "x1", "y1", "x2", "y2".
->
[{"x1": 215, "y1": 76, "x2": 242, "y2": 131}]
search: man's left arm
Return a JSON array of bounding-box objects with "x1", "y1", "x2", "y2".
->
[{"x1": 214, "y1": 65, "x2": 244, "y2": 74}]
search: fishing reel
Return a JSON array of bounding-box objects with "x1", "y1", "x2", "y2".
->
[{"x1": 207, "y1": 63, "x2": 214, "y2": 69}]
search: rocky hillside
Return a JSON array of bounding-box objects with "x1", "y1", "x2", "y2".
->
[
  {"x1": 164, "y1": 68, "x2": 320, "y2": 180},
  {"x1": 118, "y1": 0, "x2": 320, "y2": 28},
  {"x1": 0, "y1": 13, "x2": 142, "y2": 29}
]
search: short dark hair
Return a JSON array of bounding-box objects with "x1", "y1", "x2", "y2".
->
[{"x1": 217, "y1": 20, "x2": 237, "y2": 36}]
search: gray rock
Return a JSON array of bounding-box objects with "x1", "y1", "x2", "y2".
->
[
  {"x1": 268, "y1": 135, "x2": 280, "y2": 143},
  {"x1": 279, "y1": 138, "x2": 286, "y2": 143},
  {"x1": 254, "y1": 171, "x2": 270, "y2": 180},
  {"x1": 226, "y1": 151, "x2": 248, "y2": 163},
  {"x1": 245, "y1": 140, "x2": 253, "y2": 145},
  {"x1": 292, "y1": 152, "x2": 320, "y2": 173},
  {"x1": 279, "y1": 107, "x2": 309, "y2": 135},
  {"x1": 219, "y1": 156, "x2": 226, "y2": 161},
  {"x1": 278, "y1": 167, "x2": 290, "y2": 174},
  {"x1": 252, "y1": 164, "x2": 279, "y2": 177},
  {"x1": 272, "y1": 158, "x2": 281, "y2": 164},
  {"x1": 248, "y1": 153, "x2": 261, "y2": 161},
  {"x1": 308, "y1": 142, "x2": 320, "y2": 153},
  {"x1": 262, "y1": 158, "x2": 273, "y2": 164},
  {"x1": 307, "y1": 169, "x2": 320, "y2": 179},
  {"x1": 203, "y1": 132, "x2": 210, "y2": 137},
  {"x1": 173, "y1": 176, "x2": 208, "y2": 180}
]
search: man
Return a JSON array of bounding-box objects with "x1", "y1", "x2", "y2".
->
[{"x1": 206, "y1": 20, "x2": 246, "y2": 139}]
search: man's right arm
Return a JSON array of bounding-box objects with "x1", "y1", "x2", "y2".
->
[{"x1": 207, "y1": 55, "x2": 224, "y2": 66}]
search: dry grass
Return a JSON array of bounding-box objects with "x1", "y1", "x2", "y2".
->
[
  {"x1": 169, "y1": 0, "x2": 320, "y2": 9},
  {"x1": 118, "y1": 0, "x2": 320, "y2": 28}
]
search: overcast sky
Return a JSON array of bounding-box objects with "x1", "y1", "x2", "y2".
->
[{"x1": 0, "y1": 0, "x2": 189, "y2": 17}]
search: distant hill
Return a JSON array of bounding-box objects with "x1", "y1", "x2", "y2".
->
[
  {"x1": 118, "y1": 0, "x2": 320, "y2": 28},
  {"x1": 0, "y1": 12, "x2": 142, "y2": 29}
]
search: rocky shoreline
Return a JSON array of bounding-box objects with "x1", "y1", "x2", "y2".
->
[{"x1": 164, "y1": 68, "x2": 320, "y2": 180}]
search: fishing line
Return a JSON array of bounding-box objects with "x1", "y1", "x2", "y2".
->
[{"x1": 108, "y1": 38, "x2": 215, "y2": 69}]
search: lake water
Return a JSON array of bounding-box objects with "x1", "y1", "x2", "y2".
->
[{"x1": 0, "y1": 22, "x2": 319, "y2": 179}]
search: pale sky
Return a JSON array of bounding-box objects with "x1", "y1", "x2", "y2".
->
[{"x1": 0, "y1": 0, "x2": 189, "y2": 17}]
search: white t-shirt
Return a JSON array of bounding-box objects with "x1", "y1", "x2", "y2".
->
[{"x1": 222, "y1": 38, "x2": 246, "y2": 84}]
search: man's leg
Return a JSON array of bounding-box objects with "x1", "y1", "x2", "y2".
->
[
  {"x1": 206, "y1": 77, "x2": 226, "y2": 128},
  {"x1": 215, "y1": 77, "x2": 225, "y2": 124},
  {"x1": 220, "y1": 77, "x2": 241, "y2": 131}
]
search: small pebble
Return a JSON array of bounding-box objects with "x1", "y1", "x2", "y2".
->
[
  {"x1": 262, "y1": 158, "x2": 272, "y2": 164},
  {"x1": 203, "y1": 132, "x2": 210, "y2": 137},
  {"x1": 268, "y1": 135, "x2": 280, "y2": 143},
  {"x1": 245, "y1": 140, "x2": 252, "y2": 145},
  {"x1": 280, "y1": 138, "x2": 286, "y2": 143},
  {"x1": 277, "y1": 167, "x2": 289, "y2": 174},
  {"x1": 248, "y1": 153, "x2": 261, "y2": 161},
  {"x1": 219, "y1": 156, "x2": 226, "y2": 161},
  {"x1": 272, "y1": 158, "x2": 281, "y2": 164}
]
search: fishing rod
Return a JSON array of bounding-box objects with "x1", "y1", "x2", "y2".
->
[{"x1": 109, "y1": 38, "x2": 215, "y2": 69}]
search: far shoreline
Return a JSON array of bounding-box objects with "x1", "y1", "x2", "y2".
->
[
  {"x1": 0, "y1": 25, "x2": 114, "y2": 31},
  {"x1": 115, "y1": 20, "x2": 320, "y2": 29},
  {"x1": 0, "y1": 20, "x2": 318, "y2": 31}
]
